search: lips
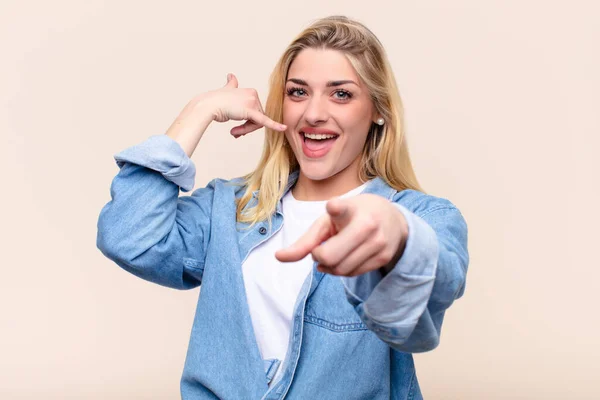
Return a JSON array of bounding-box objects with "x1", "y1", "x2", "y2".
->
[{"x1": 298, "y1": 128, "x2": 339, "y2": 158}]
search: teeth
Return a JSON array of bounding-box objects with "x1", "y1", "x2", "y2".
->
[{"x1": 303, "y1": 132, "x2": 337, "y2": 140}]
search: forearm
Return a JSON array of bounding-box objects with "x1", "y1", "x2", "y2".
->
[
  {"x1": 342, "y1": 204, "x2": 469, "y2": 352},
  {"x1": 165, "y1": 100, "x2": 215, "y2": 158}
]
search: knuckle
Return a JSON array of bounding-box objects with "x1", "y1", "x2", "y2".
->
[
  {"x1": 374, "y1": 255, "x2": 387, "y2": 266},
  {"x1": 376, "y1": 249, "x2": 393, "y2": 264},
  {"x1": 315, "y1": 250, "x2": 334, "y2": 267},
  {"x1": 244, "y1": 98, "x2": 255, "y2": 108},
  {"x1": 362, "y1": 218, "x2": 378, "y2": 232},
  {"x1": 321, "y1": 255, "x2": 335, "y2": 267},
  {"x1": 372, "y1": 233, "x2": 386, "y2": 248}
]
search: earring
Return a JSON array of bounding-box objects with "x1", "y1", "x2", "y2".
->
[{"x1": 376, "y1": 118, "x2": 385, "y2": 126}]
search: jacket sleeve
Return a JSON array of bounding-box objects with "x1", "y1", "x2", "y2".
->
[
  {"x1": 341, "y1": 200, "x2": 469, "y2": 352},
  {"x1": 96, "y1": 134, "x2": 214, "y2": 290}
]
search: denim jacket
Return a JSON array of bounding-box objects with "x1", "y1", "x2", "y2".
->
[{"x1": 96, "y1": 135, "x2": 469, "y2": 400}]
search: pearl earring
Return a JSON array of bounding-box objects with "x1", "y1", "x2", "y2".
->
[{"x1": 376, "y1": 118, "x2": 385, "y2": 126}]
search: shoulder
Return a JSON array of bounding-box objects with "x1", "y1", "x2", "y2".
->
[
  {"x1": 391, "y1": 189, "x2": 467, "y2": 230},
  {"x1": 390, "y1": 189, "x2": 469, "y2": 265},
  {"x1": 189, "y1": 175, "x2": 248, "y2": 200},
  {"x1": 393, "y1": 189, "x2": 457, "y2": 214}
]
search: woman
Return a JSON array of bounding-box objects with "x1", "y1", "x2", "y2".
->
[{"x1": 97, "y1": 16, "x2": 469, "y2": 400}]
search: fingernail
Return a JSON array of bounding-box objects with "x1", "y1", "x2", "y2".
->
[{"x1": 227, "y1": 73, "x2": 231, "y2": 81}]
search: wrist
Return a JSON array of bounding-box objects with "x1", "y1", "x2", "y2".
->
[
  {"x1": 192, "y1": 97, "x2": 219, "y2": 122},
  {"x1": 165, "y1": 102, "x2": 215, "y2": 158}
]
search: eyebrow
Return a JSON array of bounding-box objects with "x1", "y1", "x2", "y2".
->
[{"x1": 286, "y1": 78, "x2": 358, "y2": 87}]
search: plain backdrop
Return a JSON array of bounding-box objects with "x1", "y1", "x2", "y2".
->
[{"x1": 1, "y1": 1, "x2": 598, "y2": 399}]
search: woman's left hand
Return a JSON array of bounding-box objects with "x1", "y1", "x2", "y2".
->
[{"x1": 275, "y1": 194, "x2": 409, "y2": 276}]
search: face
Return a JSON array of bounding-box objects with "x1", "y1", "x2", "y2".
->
[{"x1": 283, "y1": 48, "x2": 378, "y2": 184}]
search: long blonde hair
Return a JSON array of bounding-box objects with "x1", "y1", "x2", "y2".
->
[{"x1": 235, "y1": 15, "x2": 425, "y2": 225}]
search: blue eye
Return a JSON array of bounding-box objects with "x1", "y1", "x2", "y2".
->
[
  {"x1": 285, "y1": 87, "x2": 353, "y2": 101},
  {"x1": 286, "y1": 87, "x2": 306, "y2": 97},
  {"x1": 334, "y1": 90, "x2": 352, "y2": 100}
]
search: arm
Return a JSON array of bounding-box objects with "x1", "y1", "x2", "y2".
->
[
  {"x1": 341, "y1": 202, "x2": 469, "y2": 352},
  {"x1": 96, "y1": 73, "x2": 286, "y2": 290},
  {"x1": 96, "y1": 134, "x2": 214, "y2": 290}
]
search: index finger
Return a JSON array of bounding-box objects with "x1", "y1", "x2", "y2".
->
[
  {"x1": 275, "y1": 214, "x2": 333, "y2": 262},
  {"x1": 247, "y1": 109, "x2": 287, "y2": 132}
]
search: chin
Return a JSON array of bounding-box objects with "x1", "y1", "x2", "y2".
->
[{"x1": 297, "y1": 162, "x2": 337, "y2": 181}]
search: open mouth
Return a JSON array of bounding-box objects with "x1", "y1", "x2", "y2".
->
[{"x1": 298, "y1": 131, "x2": 339, "y2": 158}]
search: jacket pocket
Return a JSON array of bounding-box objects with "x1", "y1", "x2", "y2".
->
[{"x1": 303, "y1": 275, "x2": 368, "y2": 332}]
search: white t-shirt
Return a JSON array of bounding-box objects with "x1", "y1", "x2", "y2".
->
[{"x1": 241, "y1": 182, "x2": 368, "y2": 385}]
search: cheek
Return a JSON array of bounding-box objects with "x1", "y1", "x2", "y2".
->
[
  {"x1": 342, "y1": 129, "x2": 369, "y2": 155},
  {"x1": 336, "y1": 109, "x2": 372, "y2": 145},
  {"x1": 282, "y1": 101, "x2": 302, "y2": 126}
]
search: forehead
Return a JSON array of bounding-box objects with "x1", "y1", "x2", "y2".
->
[{"x1": 287, "y1": 48, "x2": 360, "y2": 86}]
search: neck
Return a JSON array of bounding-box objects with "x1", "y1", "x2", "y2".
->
[{"x1": 292, "y1": 159, "x2": 363, "y2": 201}]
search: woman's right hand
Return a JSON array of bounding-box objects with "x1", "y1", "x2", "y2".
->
[
  {"x1": 166, "y1": 73, "x2": 286, "y2": 157},
  {"x1": 209, "y1": 73, "x2": 287, "y2": 137}
]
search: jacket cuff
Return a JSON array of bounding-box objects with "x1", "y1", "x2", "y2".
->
[
  {"x1": 341, "y1": 203, "x2": 438, "y2": 341},
  {"x1": 113, "y1": 134, "x2": 196, "y2": 192}
]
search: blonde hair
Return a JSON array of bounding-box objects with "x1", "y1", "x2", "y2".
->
[{"x1": 235, "y1": 15, "x2": 425, "y2": 225}]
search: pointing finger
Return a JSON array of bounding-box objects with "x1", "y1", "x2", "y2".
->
[
  {"x1": 246, "y1": 109, "x2": 287, "y2": 132},
  {"x1": 275, "y1": 215, "x2": 333, "y2": 262},
  {"x1": 326, "y1": 197, "x2": 352, "y2": 229}
]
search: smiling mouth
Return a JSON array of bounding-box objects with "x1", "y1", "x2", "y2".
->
[
  {"x1": 298, "y1": 131, "x2": 339, "y2": 158},
  {"x1": 299, "y1": 131, "x2": 339, "y2": 142}
]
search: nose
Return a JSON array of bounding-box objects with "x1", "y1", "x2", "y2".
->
[{"x1": 303, "y1": 94, "x2": 329, "y2": 126}]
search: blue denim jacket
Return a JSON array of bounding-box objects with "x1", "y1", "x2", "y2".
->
[{"x1": 96, "y1": 135, "x2": 469, "y2": 399}]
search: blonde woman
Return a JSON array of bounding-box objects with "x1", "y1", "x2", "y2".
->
[{"x1": 97, "y1": 15, "x2": 469, "y2": 400}]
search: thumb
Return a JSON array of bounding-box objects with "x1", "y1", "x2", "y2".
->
[
  {"x1": 326, "y1": 197, "x2": 352, "y2": 228},
  {"x1": 225, "y1": 73, "x2": 238, "y2": 89}
]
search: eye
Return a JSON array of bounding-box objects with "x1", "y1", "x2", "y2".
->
[
  {"x1": 286, "y1": 86, "x2": 307, "y2": 97},
  {"x1": 333, "y1": 89, "x2": 352, "y2": 100}
]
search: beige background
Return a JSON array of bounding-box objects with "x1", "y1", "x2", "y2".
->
[{"x1": 1, "y1": 0, "x2": 598, "y2": 399}]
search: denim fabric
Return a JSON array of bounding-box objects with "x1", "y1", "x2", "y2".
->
[{"x1": 97, "y1": 134, "x2": 469, "y2": 399}]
